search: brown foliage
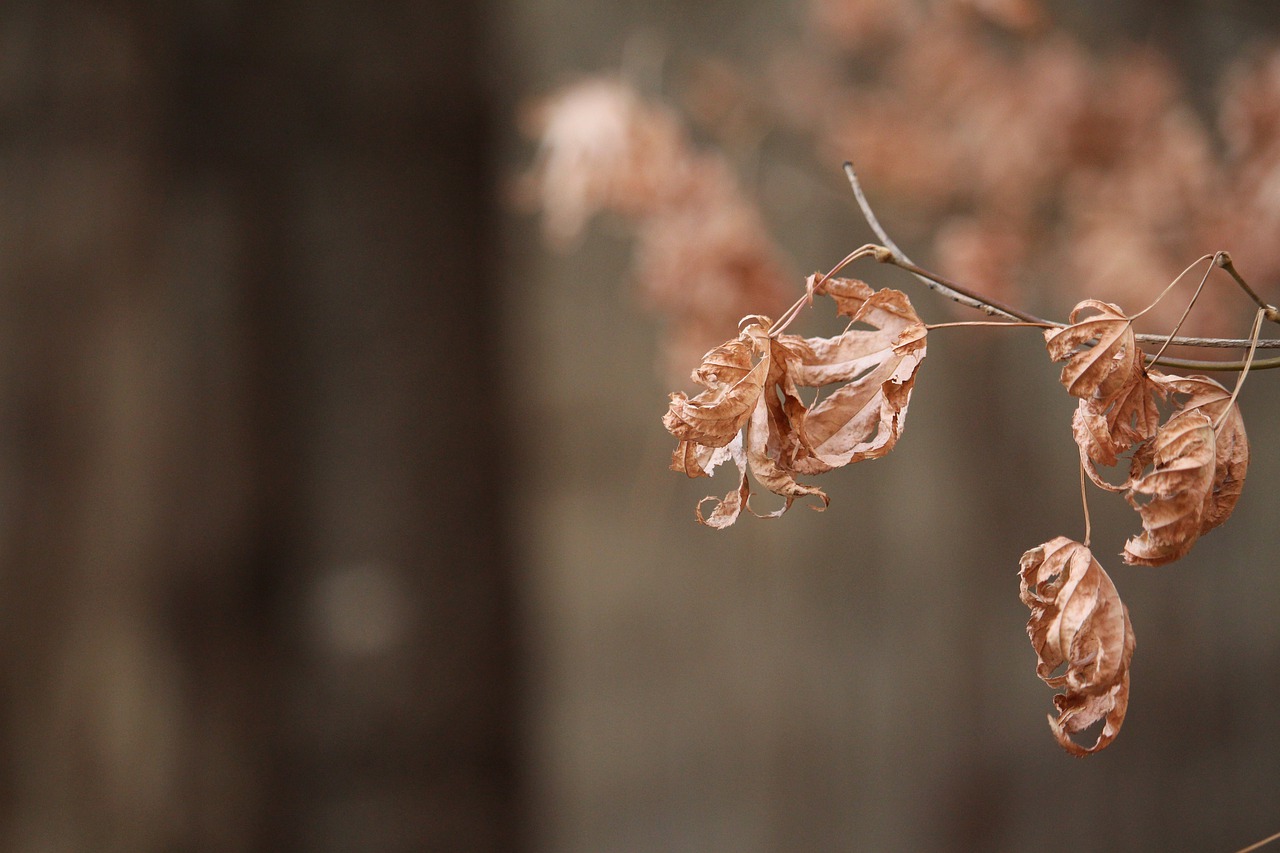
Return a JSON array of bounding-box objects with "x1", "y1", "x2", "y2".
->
[
  {"x1": 1044, "y1": 300, "x2": 1145, "y2": 402},
  {"x1": 662, "y1": 278, "x2": 926, "y2": 526},
  {"x1": 522, "y1": 0, "x2": 1271, "y2": 758},
  {"x1": 1120, "y1": 373, "x2": 1250, "y2": 564},
  {"x1": 1020, "y1": 537, "x2": 1136, "y2": 756},
  {"x1": 1122, "y1": 408, "x2": 1219, "y2": 566}
]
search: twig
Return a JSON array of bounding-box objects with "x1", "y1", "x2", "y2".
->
[
  {"x1": 1216, "y1": 252, "x2": 1280, "y2": 324},
  {"x1": 842, "y1": 164, "x2": 1280, "y2": 369},
  {"x1": 1147, "y1": 353, "x2": 1280, "y2": 372},
  {"x1": 1234, "y1": 827, "x2": 1280, "y2": 853},
  {"x1": 844, "y1": 163, "x2": 1033, "y2": 322},
  {"x1": 926, "y1": 320, "x2": 1055, "y2": 331}
]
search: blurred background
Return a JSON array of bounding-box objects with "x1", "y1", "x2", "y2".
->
[{"x1": 2, "y1": 0, "x2": 1280, "y2": 851}]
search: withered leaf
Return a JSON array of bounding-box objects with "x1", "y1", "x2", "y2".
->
[
  {"x1": 663, "y1": 326, "x2": 770, "y2": 449},
  {"x1": 1122, "y1": 408, "x2": 1217, "y2": 566},
  {"x1": 779, "y1": 276, "x2": 928, "y2": 475},
  {"x1": 1019, "y1": 537, "x2": 1136, "y2": 756},
  {"x1": 693, "y1": 435, "x2": 752, "y2": 529},
  {"x1": 662, "y1": 277, "x2": 926, "y2": 526},
  {"x1": 1044, "y1": 299, "x2": 1145, "y2": 402},
  {"x1": 1147, "y1": 372, "x2": 1249, "y2": 534},
  {"x1": 1072, "y1": 373, "x2": 1162, "y2": 491},
  {"x1": 745, "y1": 374, "x2": 830, "y2": 518}
]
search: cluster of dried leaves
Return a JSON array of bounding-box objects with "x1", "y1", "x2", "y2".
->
[
  {"x1": 656, "y1": 268, "x2": 1251, "y2": 755},
  {"x1": 519, "y1": 0, "x2": 1269, "y2": 759},
  {"x1": 663, "y1": 274, "x2": 926, "y2": 527},
  {"x1": 1030, "y1": 297, "x2": 1249, "y2": 753}
]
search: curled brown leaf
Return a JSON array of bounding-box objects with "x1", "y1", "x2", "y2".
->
[
  {"x1": 1147, "y1": 372, "x2": 1249, "y2": 533},
  {"x1": 1019, "y1": 537, "x2": 1136, "y2": 756},
  {"x1": 1072, "y1": 373, "x2": 1161, "y2": 491},
  {"x1": 663, "y1": 327, "x2": 771, "y2": 450},
  {"x1": 1122, "y1": 408, "x2": 1217, "y2": 566},
  {"x1": 662, "y1": 278, "x2": 926, "y2": 526},
  {"x1": 780, "y1": 276, "x2": 928, "y2": 474},
  {"x1": 1044, "y1": 299, "x2": 1144, "y2": 402}
]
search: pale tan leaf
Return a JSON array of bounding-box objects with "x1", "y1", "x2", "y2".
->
[
  {"x1": 1019, "y1": 537, "x2": 1136, "y2": 756},
  {"x1": 744, "y1": 381, "x2": 829, "y2": 517},
  {"x1": 1044, "y1": 299, "x2": 1144, "y2": 401},
  {"x1": 663, "y1": 280, "x2": 925, "y2": 526},
  {"x1": 1122, "y1": 408, "x2": 1217, "y2": 566},
  {"x1": 778, "y1": 277, "x2": 928, "y2": 474},
  {"x1": 1203, "y1": 402, "x2": 1248, "y2": 533},
  {"x1": 670, "y1": 440, "x2": 715, "y2": 478}
]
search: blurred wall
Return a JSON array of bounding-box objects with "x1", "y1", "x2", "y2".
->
[{"x1": 0, "y1": 2, "x2": 520, "y2": 851}]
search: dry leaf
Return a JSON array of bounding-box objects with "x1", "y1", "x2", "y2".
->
[
  {"x1": 779, "y1": 276, "x2": 928, "y2": 474},
  {"x1": 1147, "y1": 372, "x2": 1249, "y2": 533},
  {"x1": 693, "y1": 435, "x2": 752, "y2": 529},
  {"x1": 1122, "y1": 408, "x2": 1217, "y2": 566},
  {"x1": 1019, "y1": 537, "x2": 1136, "y2": 756},
  {"x1": 662, "y1": 279, "x2": 926, "y2": 526},
  {"x1": 1072, "y1": 373, "x2": 1161, "y2": 491},
  {"x1": 1044, "y1": 299, "x2": 1145, "y2": 402},
  {"x1": 664, "y1": 328, "x2": 771, "y2": 450}
]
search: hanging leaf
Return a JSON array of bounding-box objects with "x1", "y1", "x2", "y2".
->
[
  {"x1": 663, "y1": 326, "x2": 771, "y2": 450},
  {"x1": 661, "y1": 277, "x2": 926, "y2": 527},
  {"x1": 1019, "y1": 537, "x2": 1136, "y2": 756},
  {"x1": 779, "y1": 276, "x2": 928, "y2": 475},
  {"x1": 1122, "y1": 408, "x2": 1217, "y2": 566},
  {"x1": 693, "y1": 435, "x2": 752, "y2": 529},
  {"x1": 1044, "y1": 299, "x2": 1145, "y2": 402},
  {"x1": 1147, "y1": 372, "x2": 1249, "y2": 534},
  {"x1": 1072, "y1": 373, "x2": 1162, "y2": 491}
]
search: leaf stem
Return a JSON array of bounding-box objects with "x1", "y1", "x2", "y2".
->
[
  {"x1": 1143, "y1": 256, "x2": 1216, "y2": 365},
  {"x1": 1130, "y1": 254, "x2": 1214, "y2": 322},
  {"x1": 1079, "y1": 462, "x2": 1092, "y2": 549},
  {"x1": 767, "y1": 244, "x2": 879, "y2": 337},
  {"x1": 1233, "y1": 827, "x2": 1280, "y2": 853},
  {"x1": 1215, "y1": 307, "x2": 1265, "y2": 431}
]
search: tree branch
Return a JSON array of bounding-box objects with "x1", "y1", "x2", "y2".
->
[{"x1": 842, "y1": 163, "x2": 1280, "y2": 370}]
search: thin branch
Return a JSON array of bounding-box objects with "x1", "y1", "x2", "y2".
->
[
  {"x1": 1148, "y1": 353, "x2": 1280, "y2": 371},
  {"x1": 883, "y1": 255, "x2": 1051, "y2": 324},
  {"x1": 844, "y1": 163, "x2": 1032, "y2": 322},
  {"x1": 926, "y1": 320, "x2": 1055, "y2": 331},
  {"x1": 1234, "y1": 827, "x2": 1280, "y2": 853},
  {"x1": 1216, "y1": 251, "x2": 1280, "y2": 324},
  {"x1": 842, "y1": 164, "x2": 1280, "y2": 369},
  {"x1": 888, "y1": 253, "x2": 1280, "y2": 357}
]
